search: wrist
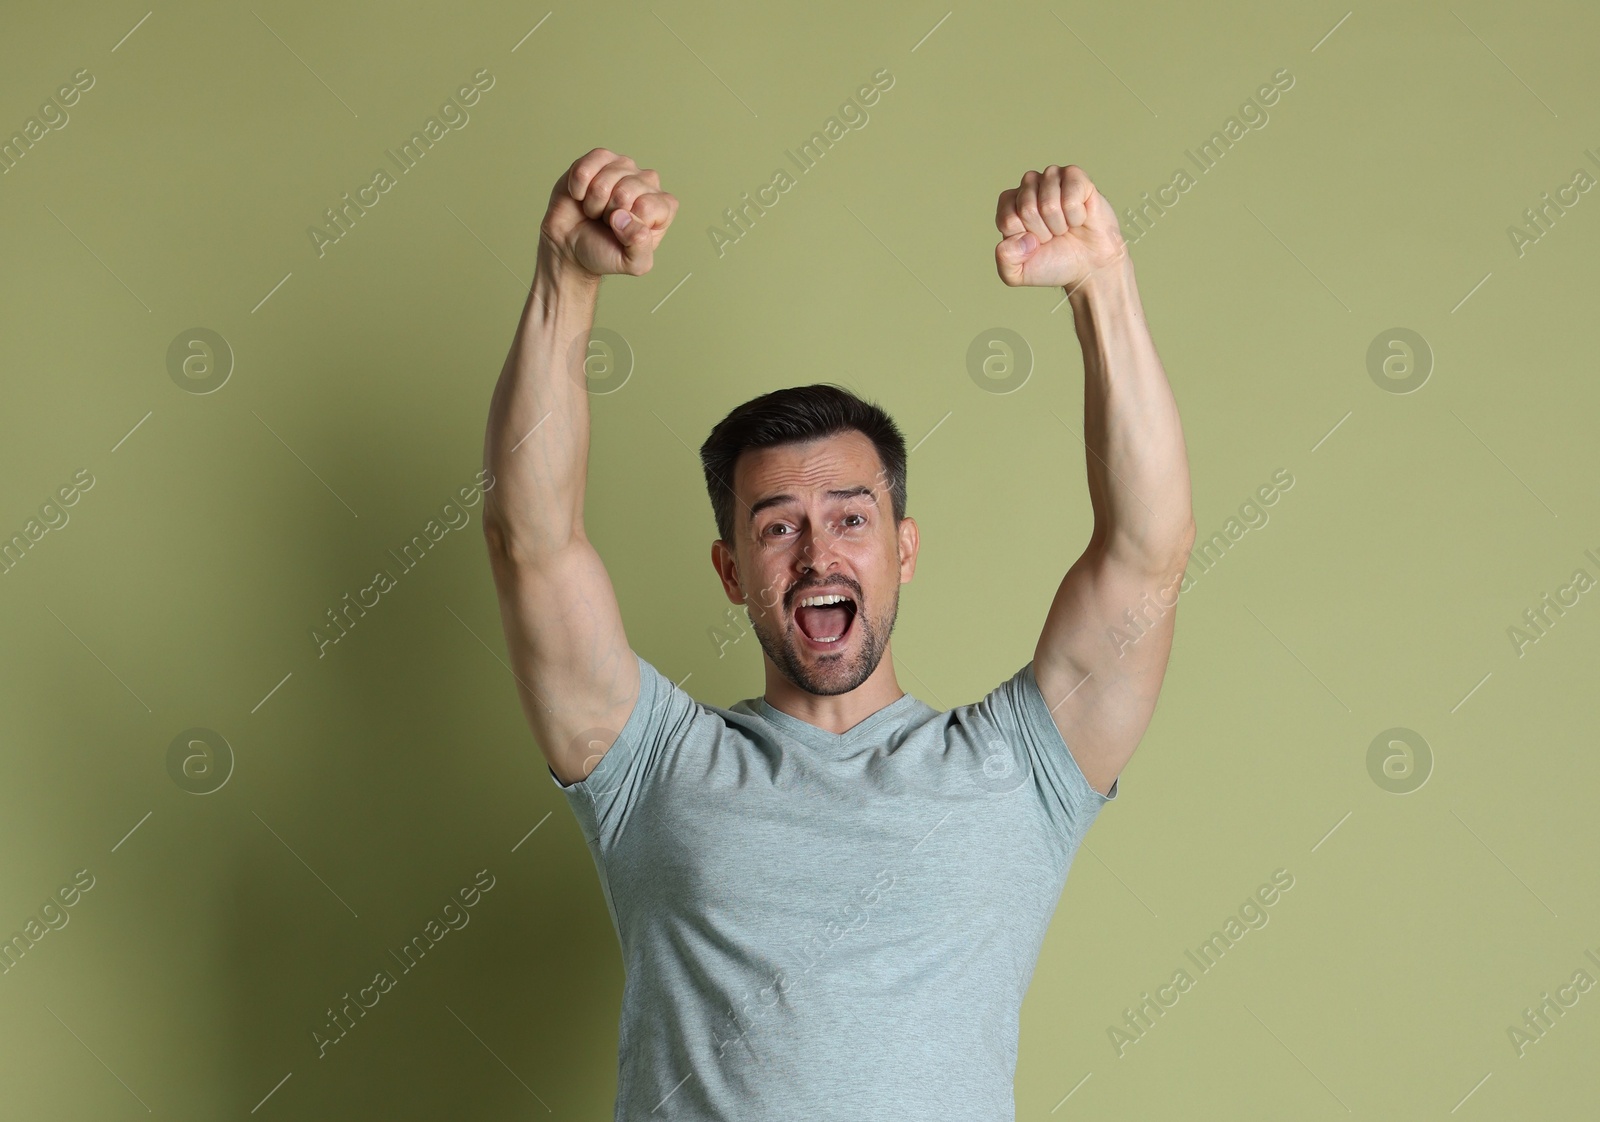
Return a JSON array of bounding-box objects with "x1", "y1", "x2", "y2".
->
[
  {"x1": 535, "y1": 231, "x2": 603, "y2": 294},
  {"x1": 530, "y1": 237, "x2": 601, "y2": 325},
  {"x1": 1066, "y1": 252, "x2": 1141, "y2": 327}
]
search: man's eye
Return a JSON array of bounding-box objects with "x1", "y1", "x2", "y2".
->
[{"x1": 844, "y1": 514, "x2": 866, "y2": 527}]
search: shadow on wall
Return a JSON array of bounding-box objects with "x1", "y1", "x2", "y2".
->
[{"x1": 200, "y1": 438, "x2": 630, "y2": 1115}]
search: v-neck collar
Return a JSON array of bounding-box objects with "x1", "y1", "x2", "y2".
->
[{"x1": 746, "y1": 690, "x2": 923, "y2": 753}]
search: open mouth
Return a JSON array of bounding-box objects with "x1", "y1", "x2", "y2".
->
[{"x1": 793, "y1": 591, "x2": 858, "y2": 649}]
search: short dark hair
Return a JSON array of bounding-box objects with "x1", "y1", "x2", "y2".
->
[{"x1": 698, "y1": 383, "x2": 908, "y2": 546}]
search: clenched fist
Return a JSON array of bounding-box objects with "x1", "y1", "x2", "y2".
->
[
  {"x1": 541, "y1": 148, "x2": 678, "y2": 278},
  {"x1": 994, "y1": 164, "x2": 1127, "y2": 290}
]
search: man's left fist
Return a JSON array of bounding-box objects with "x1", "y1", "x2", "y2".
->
[{"x1": 994, "y1": 164, "x2": 1127, "y2": 289}]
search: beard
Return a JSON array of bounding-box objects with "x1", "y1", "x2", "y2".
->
[{"x1": 749, "y1": 583, "x2": 899, "y2": 696}]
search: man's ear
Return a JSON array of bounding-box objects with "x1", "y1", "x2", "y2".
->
[
  {"x1": 712, "y1": 539, "x2": 745, "y2": 603},
  {"x1": 897, "y1": 516, "x2": 918, "y2": 583}
]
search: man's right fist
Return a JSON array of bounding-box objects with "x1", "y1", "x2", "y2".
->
[{"x1": 540, "y1": 148, "x2": 677, "y2": 278}]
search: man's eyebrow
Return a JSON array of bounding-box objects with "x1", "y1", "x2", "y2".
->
[{"x1": 747, "y1": 485, "x2": 876, "y2": 523}]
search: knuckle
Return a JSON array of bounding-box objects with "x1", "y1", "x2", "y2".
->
[
  {"x1": 615, "y1": 176, "x2": 647, "y2": 204},
  {"x1": 576, "y1": 150, "x2": 612, "y2": 179}
]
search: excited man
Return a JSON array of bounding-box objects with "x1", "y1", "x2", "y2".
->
[{"x1": 480, "y1": 148, "x2": 1194, "y2": 1121}]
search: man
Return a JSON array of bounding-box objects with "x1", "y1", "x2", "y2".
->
[{"x1": 480, "y1": 148, "x2": 1194, "y2": 1121}]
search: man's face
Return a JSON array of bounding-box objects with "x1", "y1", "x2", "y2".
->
[{"x1": 712, "y1": 430, "x2": 917, "y2": 696}]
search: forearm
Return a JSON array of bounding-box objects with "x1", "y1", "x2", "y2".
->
[
  {"x1": 1068, "y1": 256, "x2": 1194, "y2": 567},
  {"x1": 481, "y1": 238, "x2": 601, "y2": 565}
]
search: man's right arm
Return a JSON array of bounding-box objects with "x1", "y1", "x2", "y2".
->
[{"x1": 479, "y1": 148, "x2": 677, "y2": 787}]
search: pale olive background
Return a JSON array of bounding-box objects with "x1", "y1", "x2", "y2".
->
[{"x1": 2, "y1": 1, "x2": 1597, "y2": 1118}]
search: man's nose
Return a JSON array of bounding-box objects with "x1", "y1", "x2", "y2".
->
[{"x1": 797, "y1": 520, "x2": 845, "y2": 574}]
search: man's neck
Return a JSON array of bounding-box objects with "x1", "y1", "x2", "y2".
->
[{"x1": 761, "y1": 644, "x2": 905, "y2": 735}]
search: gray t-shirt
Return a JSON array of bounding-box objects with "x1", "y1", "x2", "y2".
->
[{"x1": 549, "y1": 650, "x2": 1118, "y2": 1122}]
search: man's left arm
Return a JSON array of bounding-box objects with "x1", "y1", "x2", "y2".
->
[{"x1": 994, "y1": 164, "x2": 1196, "y2": 798}]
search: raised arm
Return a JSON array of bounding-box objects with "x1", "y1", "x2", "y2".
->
[
  {"x1": 993, "y1": 164, "x2": 1196, "y2": 797},
  {"x1": 480, "y1": 148, "x2": 678, "y2": 786}
]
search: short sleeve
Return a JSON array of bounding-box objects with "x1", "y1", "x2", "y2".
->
[
  {"x1": 546, "y1": 650, "x2": 698, "y2": 855},
  {"x1": 971, "y1": 660, "x2": 1118, "y2": 848}
]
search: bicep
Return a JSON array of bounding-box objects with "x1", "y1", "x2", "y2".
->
[
  {"x1": 1032, "y1": 540, "x2": 1187, "y2": 796},
  {"x1": 485, "y1": 534, "x2": 639, "y2": 786}
]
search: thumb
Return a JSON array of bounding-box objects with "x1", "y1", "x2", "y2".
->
[
  {"x1": 995, "y1": 231, "x2": 1037, "y2": 281},
  {"x1": 610, "y1": 205, "x2": 641, "y2": 243},
  {"x1": 998, "y1": 231, "x2": 1037, "y2": 263}
]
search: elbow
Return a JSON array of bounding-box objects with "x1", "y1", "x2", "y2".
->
[
  {"x1": 1096, "y1": 518, "x2": 1196, "y2": 575},
  {"x1": 1159, "y1": 519, "x2": 1197, "y2": 573},
  {"x1": 1173, "y1": 517, "x2": 1197, "y2": 559},
  {"x1": 481, "y1": 513, "x2": 538, "y2": 570},
  {"x1": 480, "y1": 508, "x2": 581, "y2": 570},
  {"x1": 481, "y1": 513, "x2": 513, "y2": 561}
]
